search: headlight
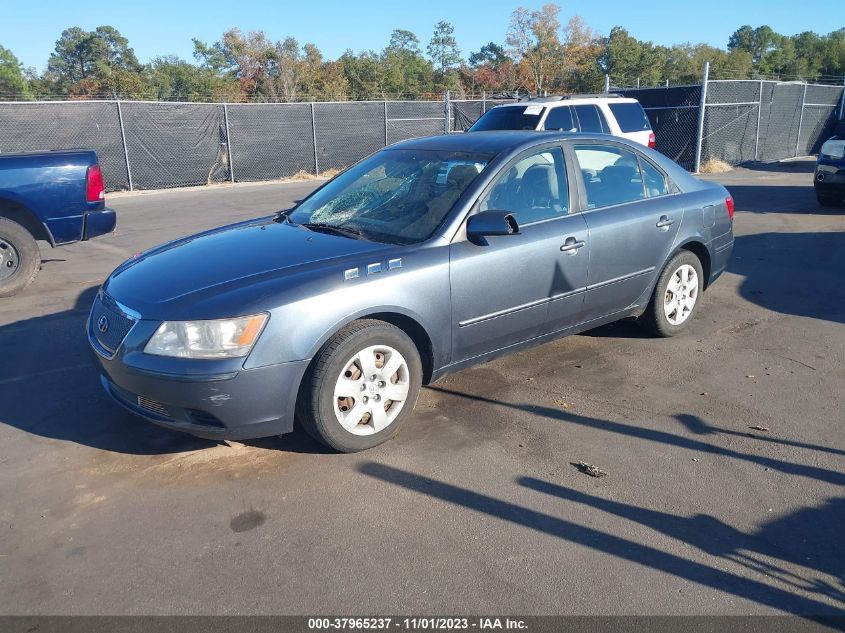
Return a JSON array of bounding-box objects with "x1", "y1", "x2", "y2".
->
[{"x1": 144, "y1": 314, "x2": 268, "y2": 359}]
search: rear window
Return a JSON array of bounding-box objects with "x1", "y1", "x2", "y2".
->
[
  {"x1": 468, "y1": 105, "x2": 544, "y2": 131},
  {"x1": 608, "y1": 102, "x2": 652, "y2": 132}
]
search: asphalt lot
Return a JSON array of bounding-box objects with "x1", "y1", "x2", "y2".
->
[{"x1": 1, "y1": 162, "x2": 843, "y2": 616}]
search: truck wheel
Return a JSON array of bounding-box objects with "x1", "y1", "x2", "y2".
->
[
  {"x1": 296, "y1": 319, "x2": 422, "y2": 453},
  {"x1": 640, "y1": 250, "x2": 704, "y2": 337},
  {"x1": 0, "y1": 217, "x2": 41, "y2": 298}
]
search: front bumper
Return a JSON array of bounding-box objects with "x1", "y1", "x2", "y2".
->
[{"x1": 87, "y1": 300, "x2": 309, "y2": 440}]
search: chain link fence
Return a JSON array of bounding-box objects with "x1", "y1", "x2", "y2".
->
[{"x1": 0, "y1": 81, "x2": 842, "y2": 191}]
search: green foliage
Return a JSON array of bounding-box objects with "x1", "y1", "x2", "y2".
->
[
  {"x1": 0, "y1": 44, "x2": 32, "y2": 99},
  {"x1": 428, "y1": 21, "x2": 462, "y2": 79},
  {"x1": 4, "y1": 11, "x2": 844, "y2": 103}
]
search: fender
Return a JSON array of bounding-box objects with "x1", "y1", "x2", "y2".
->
[{"x1": 0, "y1": 194, "x2": 55, "y2": 246}]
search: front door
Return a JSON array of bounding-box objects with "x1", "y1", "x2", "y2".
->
[{"x1": 450, "y1": 145, "x2": 589, "y2": 363}]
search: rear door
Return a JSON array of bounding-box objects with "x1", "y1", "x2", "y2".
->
[
  {"x1": 449, "y1": 145, "x2": 588, "y2": 362},
  {"x1": 569, "y1": 141, "x2": 681, "y2": 322}
]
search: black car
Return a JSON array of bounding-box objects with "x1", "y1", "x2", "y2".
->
[{"x1": 815, "y1": 118, "x2": 845, "y2": 207}]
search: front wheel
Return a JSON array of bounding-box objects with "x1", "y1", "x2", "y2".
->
[
  {"x1": 296, "y1": 319, "x2": 423, "y2": 452},
  {"x1": 640, "y1": 251, "x2": 704, "y2": 337},
  {"x1": 0, "y1": 217, "x2": 41, "y2": 298}
]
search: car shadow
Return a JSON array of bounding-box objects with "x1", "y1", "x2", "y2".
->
[
  {"x1": 730, "y1": 231, "x2": 845, "y2": 325},
  {"x1": 0, "y1": 284, "x2": 327, "y2": 456}
]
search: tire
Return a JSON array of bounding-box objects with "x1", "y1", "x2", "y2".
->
[
  {"x1": 0, "y1": 217, "x2": 41, "y2": 298},
  {"x1": 816, "y1": 191, "x2": 842, "y2": 207},
  {"x1": 296, "y1": 319, "x2": 423, "y2": 452},
  {"x1": 640, "y1": 250, "x2": 704, "y2": 337}
]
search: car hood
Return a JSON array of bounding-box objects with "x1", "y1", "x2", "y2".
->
[{"x1": 103, "y1": 217, "x2": 387, "y2": 317}]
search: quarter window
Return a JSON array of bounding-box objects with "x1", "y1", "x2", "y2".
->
[
  {"x1": 574, "y1": 145, "x2": 646, "y2": 209},
  {"x1": 479, "y1": 147, "x2": 569, "y2": 225}
]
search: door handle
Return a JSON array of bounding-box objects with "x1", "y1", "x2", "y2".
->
[
  {"x1": 560, "y1": 237, "x2": 586, "y2": 254},
  {"x1": 656, "y1": 215, "x2": 675, "y2": 229}
]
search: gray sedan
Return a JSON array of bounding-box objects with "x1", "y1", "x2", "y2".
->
[{"x1": 88, "y1": 131, "x2": 734, "y2": 452}]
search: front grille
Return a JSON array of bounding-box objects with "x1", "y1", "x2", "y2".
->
[
  {"x1": 137, "y1": 396, "x2": 172, "y2": 419},
  {"x1": 90, "y1": 296, "x2": 136, "y2": 355}
]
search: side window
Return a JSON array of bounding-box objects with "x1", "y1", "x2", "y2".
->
[
  {"x1": 479, "y1": 147, "x2": 569, "y2": 225},
  {"x1": 573, "y1": 105, "x2": 603, "y2": 133},
  {"x1": 574, "y1": 145, "x2": 646, "y2": 209},
  {"x1": 639, "y1": 158, "x2": 669, "y2": 197},
  {"x1": 543, "y1": 106, "x2": 575, "y2": 132}
]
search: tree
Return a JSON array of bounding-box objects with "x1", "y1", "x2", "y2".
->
[
  {"x1": 0, "y1": 44, "x2": 31, "y2": 99},
  {"x1": 148, "y1": 55, "x2": 241, "y2": 101},
  {"x1": 468, "y1": 42, "x2": 510, "y2": 68},
  {"x1": 506, "y1": 4, "x2": 562, "y2": 93},
  {"x1": 382, "y1": 29, "x2": 434, "y2": 96},
  {"x1": 559, "y1": 15, "x2": 603, "y2": 92},
  {"x1": 47, "y1": 26, "x2": 141, "y2": 95},
  {"x1": 601, "y1": 26, "x2": 665, "y2": 87},
  {"x1": 427, "y1": 21, "x2": 461, "y2": 79}
]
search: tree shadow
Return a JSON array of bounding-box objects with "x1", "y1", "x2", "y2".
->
[
  {"x1": 729, "y1": 231, "x2": 845, "y2": 324},
  {"x1": 426, "y1": 386, "x2": 845, "y2": 486},
  {"x1": 518, "y1": 477, "x2": 845, "y2": 607},
  {"x1": 0, "y1": 284, "x2": 326, "y2": 455},
  {"x1": 359, "y1": 462, "x2": 845, "y2": 616},
  {"x1": 674, "y1": 414, "x2": 845, "y2": 458}
]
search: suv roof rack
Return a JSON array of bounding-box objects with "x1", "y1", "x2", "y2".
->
[
  {"x1": 560, "y1": 93, "x2": 623, "y2": 100},
  {"x1": 526, "y1": 93, "x2": 623, "y2": 102}
]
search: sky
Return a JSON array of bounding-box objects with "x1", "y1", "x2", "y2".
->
[{"x1": 2, "y1": 0, "x2": 843, "y2": 71}]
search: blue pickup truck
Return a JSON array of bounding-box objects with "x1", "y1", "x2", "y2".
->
[{"x1": 0, "y1": 149, "x2": 116, "y2": 296}]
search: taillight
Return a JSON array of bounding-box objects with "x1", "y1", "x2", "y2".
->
[
  {"x1": 725, "y1": 196, "x2": 735, "y2": 220},
  {"x1": 648, "y1": 132, "x2": 656, "y2": 149},
  {"x1": 86, "y1": 164, "x2": 105, "y2": 202}
]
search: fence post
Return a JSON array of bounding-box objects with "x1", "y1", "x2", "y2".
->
[
  {"x1": 754, "y1": 80, "x2": 763, "y2": 162},
  {"x1": 444, "y1": 90, "x2": 451, "y2": 134},
  {"x1": 115, "y1": 100, "x2": 133, "y2": 191},
  {"x1": 694, "y1": 61, "x2": 710, "y2": 174},
  {"x1": 604, "y1": 74, "x2": 610, "y2": 93},
  {"x1": 795, "y1": 82, "x2": 808, "y2": 157},
  {"x1": 383, "y1": 100, "x2": 389, "y2": 147},
  {"x1": 311, "y1": 102, "x2": 319, "y2": 176},
  {"x1": 839, "y1": 77, "x2": 845, "y2": 120},
  {"x1": 482, "y1": 91, "x2": 486, "y2": 113},
  {"x1": 222, "y1": 103, "x2": 235, "y2": 183}
]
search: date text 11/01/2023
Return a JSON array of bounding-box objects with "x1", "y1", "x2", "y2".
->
[{"x1": 307, "y1": 617, "x2": 528, "y2": 630}]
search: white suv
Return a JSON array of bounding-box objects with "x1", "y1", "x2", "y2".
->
[{"x1": 468, "y1": 94, "x2": 656, "y2": 149}]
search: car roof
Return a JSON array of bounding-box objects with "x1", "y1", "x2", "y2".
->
[
  {"x1": 496, "y1": 97, "x2": 639, "y2": 108},
  {"x1": 389, "y1": 130, "x2": 612, "y2": 155}
]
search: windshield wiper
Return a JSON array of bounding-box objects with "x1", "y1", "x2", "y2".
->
[
  {"x1": 300, "y1": 222, "x2": 367, "y2": 240},
  {"x1": 274, "y1": 208, "x2": 296, "y2": 224}
]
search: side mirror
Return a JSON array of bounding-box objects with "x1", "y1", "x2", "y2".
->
[{"x1": 466, "y1": 211, "x2": 520, "y2": 241}]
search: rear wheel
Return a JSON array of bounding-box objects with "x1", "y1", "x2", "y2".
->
[
  {"x1": 0, "y1": 217, "x2": 41, "y2": 298},
  {"x1": 296, "y1": 319, "x2": 422, "y2": 452},
  {"x1": 640, "y1": 251, "x2": 704, "y2": 337},
  {"x1": 816, "y1": 190, "x2": 842, "y2": 207}
]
